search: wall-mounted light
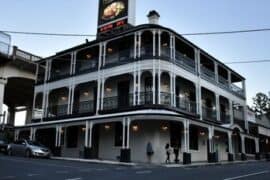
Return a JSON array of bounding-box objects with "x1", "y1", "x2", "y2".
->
[
  {"x1": 214, "y1": 135, "x2": 220, "y2": 139},
  {"x1": 106, "y1": 87, "x2": 112, "y2": 93},
  {"x1": 132, "y1": 125, "x2": 139, "y2": 132},
  {"x1": 61, "y1": 96, "x2": 67, "y2": 101},
  {"x1": 162, "y1": 43, "x2": 168, "y2": 47},
  {"x1": 86, "y1": 54, "x2": 92, "y2": 59},
  {"x1": 82, "y1": 127, "x2": 86, "y2": 132},
  {"x1": 199, "y1": 131, "x2": 206, "y2": 136},
  {"x1": 83, "y1": 91, "x2": 89, "y2": 97},
  {"x1": 107, "y1": 48, "x2": 113, "y2": 53},
  {"x1": 161, "y1": 125, "x2": 169, "y2": 131},
  {"x1": 179, "y1": 93, "x2": 185, "y2": 99},
  {"x1": 104, "y1": 124, "x2": 111, "y2": 130}
]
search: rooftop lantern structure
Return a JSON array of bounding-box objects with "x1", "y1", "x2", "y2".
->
[{"x1": 147, "y1": 10, "x2": 160, "y2": 25}]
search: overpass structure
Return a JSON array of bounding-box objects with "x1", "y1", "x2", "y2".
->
[{"x1": 0, "y1": 32, "x2": 41, "y2": 128}]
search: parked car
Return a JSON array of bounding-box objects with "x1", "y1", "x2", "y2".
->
[
  {"x1": 7, "y1": 139, "x2": 51, "y2": 158},
  {"x1": 0, "y1": 139, "x2": 8, "y2": 154}
]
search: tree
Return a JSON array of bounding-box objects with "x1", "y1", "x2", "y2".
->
[{"x1": 252, "y1": 93, "x2": 270, "y2": 116}]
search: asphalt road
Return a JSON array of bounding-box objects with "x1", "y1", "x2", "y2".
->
[{"x1": 0, "y1": 154, "x2": 270, "y2": 180}]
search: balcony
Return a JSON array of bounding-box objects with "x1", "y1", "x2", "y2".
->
[
  {"x1": 76, "y1": 58, "x2": 98, "y2": 75},
  {"x1": 175, "y1": 51, "x2": 196, "y2": 74},
  {"x1": 220, "y1": 111, "x2": 231, "y2": 124},
  {"x1": 160, "y1": 47, "x2": 171, "y2": 61},
  {"x1": 103, "y1": 94, "x2": 134, "y2": 111},
  {"x1": 160, "y1": 92, "x2": 171, "y2": 105},
  {"x1": 201, "y1": 66, "x2": 216, "y2": 83},
  {"x1": 202, "y1": 105, "x2": 217, "y2": 122},
  {"x1": 176, "y1": 97, "x2": 197, "y2": 115},
  {"x1": 139, "y1": 92, "x2": 153, "y2": 105},
  {"x1": 47, "y1": 104, "x2": 68, "y2": 118},
  {"x1": 231, "y1": 84, "x2": 245, "y2": 97},
  {"x1": 233, "y1": 109, "x2": 245, "y2": 121},
  {"x1": 105, "y1": 49, "x2": 134, "y2": 68},
  {"x1": 73, "y1": 100, "x2": 95, "y2": 115},
  {"x1": 218, "y1": 75, "x2": 230, "y2": 89}
]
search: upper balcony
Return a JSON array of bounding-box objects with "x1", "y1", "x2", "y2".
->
[{"x1": 36, "y1": 26, "x2": 246, "y2": 99}]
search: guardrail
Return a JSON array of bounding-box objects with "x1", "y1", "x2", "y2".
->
[{"x1": 13, "y1": 46, "x2": 42, "y2": 62}]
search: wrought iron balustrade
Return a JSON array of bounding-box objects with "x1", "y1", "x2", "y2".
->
[
  {"x1": 176, "y1": 97, "x2": 197, "y2": 114},
  {"x1": 47, "y1": 104, "x2": 68, "y2": 117},
  {"x1": 73, "y1": 100, "x2": 95, "y2": 114},
  {"x1": 175, "y1": 51, "x2": 196, "y2": 74},
  {"x1": 202, "y1": 105, "x2": 217, "y2": 121}
]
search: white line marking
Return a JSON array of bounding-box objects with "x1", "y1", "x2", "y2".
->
[
  {"x1": 65, "y1": 178, "x2": 81, "y2": 180},
  {"x1": 96, "y1": 168, "x2": 106, "y2": 171},
  {"x1": 56, "y1": 170, "x2": 69, "y2": 174},
  {"x1": 115, "y1": 167, "x2": 126, "y2": 170},
  {"x1": 135, "y1": 170, "x2": 152, "y2": 174},
  {"x1": 224, "y1": 170, "x2": 270, "y2": 180},
  {"x1": 27, "y1": 174, "x2": 40, "y2": 177},
  {"x1": 0, "y1": 176, "x2": 15, "y2": 180}
]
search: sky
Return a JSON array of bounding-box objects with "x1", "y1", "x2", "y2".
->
[{"x1": 1, "y1": 0, "x2": 270, "y2": 107}]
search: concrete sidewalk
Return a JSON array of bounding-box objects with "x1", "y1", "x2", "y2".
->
[
  {"x1": 163, "y1": 159, "x2": 268, "y2": 168},
  {"x1": 51, "y1": 156, "x2": 268, "y2": 168},
  {"x1": 51, "y1": 157, "x2": 137, "y2": 166}
]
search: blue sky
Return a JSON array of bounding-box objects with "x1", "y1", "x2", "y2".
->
[{"x1": 1, "y1": 0, "x2": 270, "y2": 105}]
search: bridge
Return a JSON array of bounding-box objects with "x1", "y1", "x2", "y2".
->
[{"x1": 0, "y1": 32, "x2": 41, "y2": 128}]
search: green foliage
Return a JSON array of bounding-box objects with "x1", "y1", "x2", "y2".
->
[{"x1": 252, "y1": 92, "x2": 270, "y2": 116}]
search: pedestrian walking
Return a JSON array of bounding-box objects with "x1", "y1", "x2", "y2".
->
[{"x1": 165, "y1": 143, "x2": 172, "y2": 164}]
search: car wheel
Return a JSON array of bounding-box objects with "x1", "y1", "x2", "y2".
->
[
  {"x1": 25, "y1": 149, "x2": 32, "y2": 158},
  {"x1": 7, "y1": 149, "x2": 12, "y2": 156}
]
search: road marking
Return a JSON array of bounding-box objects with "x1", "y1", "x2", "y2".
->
[
  {"x1": 115, "y1": 167, "x2": 127, "y2": 170},
  {"x1": 56, "y1": 170, "x2": 69, "y2": 174},
  {"x1": 96, "y1": 168, "x2": 106, "y2": 171},
  {"x1": 224, "y1": 170, "x2": 270, "y2": 180},
  {"x1": 27, "y1": 174, "x2": 40, "y2": 177},
  {"x1": 135, "y1": 170, "x2": 152, "y2": 174},
  {"x1": 65, "y1": 178, "x2": 81, "y2": 180},
  {"x1": 0, "y1": 176, "x2": 16, "y2": 180}
]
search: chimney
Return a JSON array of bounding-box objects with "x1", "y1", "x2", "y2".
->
[{"x1": 147, "y1": 10, "x2": 160, "y2": 25}]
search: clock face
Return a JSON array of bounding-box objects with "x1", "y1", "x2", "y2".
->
[{"x1": 102, "y1": 1, "x2": 125, "y2": 21}]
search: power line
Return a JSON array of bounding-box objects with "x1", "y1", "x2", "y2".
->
[
  {"x1": 181, "y1": 28, "x2": 270, "y2": 36},
  {"x1": 2, "y1": 27, "x2": 270, "y2": 37},
  {"x1": 225, "y1": 59, "x2": 270, "y2": 64},
  {"x1": 0, "y1": 30, "x2": 96, "y2": 37}
]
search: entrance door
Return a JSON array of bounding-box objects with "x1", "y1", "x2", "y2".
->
[{"x1": 118, "y1": 81, "x2": 130, "y2": 108}]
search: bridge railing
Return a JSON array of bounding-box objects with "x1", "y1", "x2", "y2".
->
[{"x1": 12, "y1": 46, "x2": 42, "y2": 62}]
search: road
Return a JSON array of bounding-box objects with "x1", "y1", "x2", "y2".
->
[{"x1": 0, "y1": 155, "x2": 269, "y2": 180}]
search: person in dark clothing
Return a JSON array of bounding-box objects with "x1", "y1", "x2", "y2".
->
[
  {"x1": 165, "y1": 143, "x2": 172, "y2": 164},
  {"x1": 146, "y1": 142, "x2": 154, "y2": 163},
  {"x1": 174, "y1": 142, "x2": 180, "y2": 163}
]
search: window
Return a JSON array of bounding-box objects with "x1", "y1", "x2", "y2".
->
[
  {"x1": 189, "y1": 126, "x2": 199, "y2": 150},
  {"x1": 114, "y1": 122, "x2": 123, "y2": 147}
]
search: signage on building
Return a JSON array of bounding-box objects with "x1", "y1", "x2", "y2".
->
[{"x1": 97, "y1": 0, "x2": 136, "y2": 36}]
